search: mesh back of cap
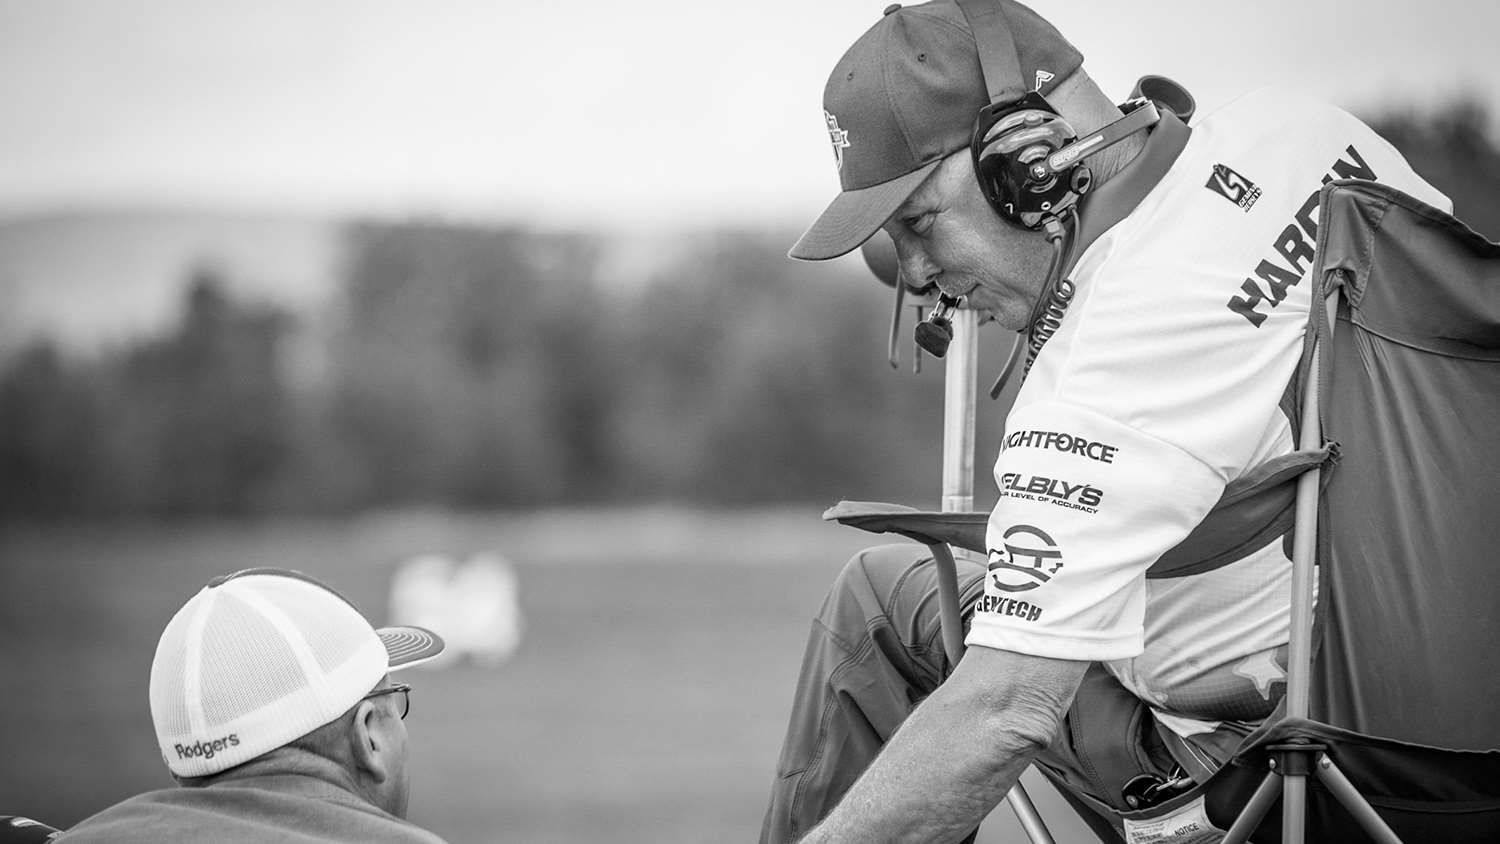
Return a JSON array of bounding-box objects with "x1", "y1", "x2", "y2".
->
[
  {"x1": 149, "y1": 573, "x2": 387, "y2": 777},
  {"x1": 256, "y1": 576, "x2": 373, "y2": 676},
  {"x1": 150, "y1": 604, "x2": 196, "y2": 740},
  {"x1": 196, "y1": 592, "x2": 311, "y2": 728}
]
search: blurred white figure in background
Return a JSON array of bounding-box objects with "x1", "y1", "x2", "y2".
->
[
  {"x1": 389, "y1": 552, "x2": 523, "y2": 668},
  {"x1": 453, "y1": 553, "x2": 524, "y2": 667}
]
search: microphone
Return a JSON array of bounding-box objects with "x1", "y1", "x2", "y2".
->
[{"x1": 914, "y1": 294, "x2": 960, "y2": 358}]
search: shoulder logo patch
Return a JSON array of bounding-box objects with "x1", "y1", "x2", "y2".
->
[
  {"x1": 1034, "y1": 69, "x2": 1055, "y2": 91},
  {"x1": 1205, "y1": 163, "x2": 1262, "y2": 211}
]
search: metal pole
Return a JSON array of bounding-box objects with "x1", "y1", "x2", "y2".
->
[
  {"x1": 937, "y1": 305, "x2": 1053, "y2": 844},
  {"x1": 934, "y1": 305, "x2": 979, "y2": 666},
  {"x1": 1314, "y1": 755, "x2": 1404, "y2": 844},
  {"x1": 1286, "y1": 289, "x2": 1338, "y2": 719},
  {"x1": 1004, "y1": 779, "x2": 1056, "y2": 844},
  {"x1": 1281, "y1": 288, "x2": 1340, "y2": 843},
  {"x1": 1285, "y1": 356, "x2": 1322, "y2": 720},
  {"x1": 942, "y1": 308, "x2": 980, "y2": 517},
  {"x1": 1281, "y1": 772, "x2": 1308, "y2": 844},
  {"x1": 1221, "y1": 772, "x2": 1282, "y2": 844}
]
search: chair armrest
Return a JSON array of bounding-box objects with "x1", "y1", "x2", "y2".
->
[{"x1": 822, "y1": 500, "x2": 989, "y2": 555}]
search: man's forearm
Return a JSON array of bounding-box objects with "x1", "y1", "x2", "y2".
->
[
  {"x1": 800, "y1": 647, "x2": 1087, "y2": 844},
  {"x1": 799, "y1": 684, "x2": 1035, "y2": 843}
]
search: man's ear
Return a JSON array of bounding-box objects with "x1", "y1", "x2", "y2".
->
[{"x1": 348, "y1": 699, "x2": 391, "y2": 784}]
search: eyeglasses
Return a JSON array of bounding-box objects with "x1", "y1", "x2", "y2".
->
[{"x1": 360, "y1": 682, "x2": 412, "y2": 720}]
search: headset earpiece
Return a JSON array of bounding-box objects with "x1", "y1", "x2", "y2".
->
[
  {"x1": 955, "y1": 0, "x2": 1159, "y2": 233},
  {"x1": 971, "y1": 90, "x2": 1085, "y2": 230},
  {"x1": 906, "y1": 0, "x2": 1164, "y2": 378}
]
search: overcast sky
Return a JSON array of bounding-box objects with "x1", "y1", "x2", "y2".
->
[{"x1": 1, "y1": 0, "x2": 1496, "y2": 231}]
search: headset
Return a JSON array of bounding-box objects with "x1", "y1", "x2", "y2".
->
[{"x1": 913, "y1": 0, "x2": 1162, "y2": 375}]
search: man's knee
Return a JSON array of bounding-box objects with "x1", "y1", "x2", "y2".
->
[
  {"x1": 817, "y1": 543, "x2": 993, "y2": 661},
  {"x1": 832, "y1": 544, "x2": 934, "y2": 596},
  {"x1": 820, "y1": 544, "x2": 933, "y2": 622}
]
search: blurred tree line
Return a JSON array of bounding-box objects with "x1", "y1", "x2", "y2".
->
[
  {"x1": 0, "y1": 224, "x2": 982, "y2": 517},
  {"x1": 1367, "y1": 98, "x2": 1500, "y2": 240},
  {"x1": 3, "y1": 101, "x2": 1499, "y2": 518}
]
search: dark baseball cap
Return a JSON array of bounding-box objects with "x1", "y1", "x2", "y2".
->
[{"x1": 790, "y1": 0, "x2": 1082, "y2": 261}]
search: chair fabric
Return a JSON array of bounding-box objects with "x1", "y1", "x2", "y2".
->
[
  {"x1": 1308, "y1": 180, "x2": 1500, "y2": 750},
  {"x1": 1114, "y1": 181, "x2": 1500, "y2": 842}
]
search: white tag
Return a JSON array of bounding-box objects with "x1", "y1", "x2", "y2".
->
[
  {"x1": 1152, "y1": 709, "x2": 1222, "y2": 739},
  {"x1": 1123, "y1": 796, "x2": 1224, "y2": 844}
]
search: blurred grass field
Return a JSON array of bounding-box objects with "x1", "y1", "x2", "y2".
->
[{"x1": 0, "y1": 507, "x2": 1094, "y2": 842}]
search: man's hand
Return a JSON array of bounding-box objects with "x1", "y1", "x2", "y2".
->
[{"x1": 799, "y1": 645, "x2": 1089, "y2": 844}]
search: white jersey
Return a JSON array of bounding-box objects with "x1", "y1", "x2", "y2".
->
[{"x1": 965, "y1": 88, "x2": 1449, "y2": 721}]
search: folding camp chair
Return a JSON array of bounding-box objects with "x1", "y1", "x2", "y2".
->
[
  {"x1": 1201, "y1": 180, "x2": 1500, "y2": 842},
  {"x1": 830, "y1": 180, "x2": 1500, "y2": 842}
]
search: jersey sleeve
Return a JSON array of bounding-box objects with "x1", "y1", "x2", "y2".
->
[{"x1": 966, "y1": 401, "x2": 1226, "y2": 660}]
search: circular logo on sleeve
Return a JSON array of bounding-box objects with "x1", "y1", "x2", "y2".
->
[{"x1": 986, "y1": 524, "x2": 1063, "y2": 593}]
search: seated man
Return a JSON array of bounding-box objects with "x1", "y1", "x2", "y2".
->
[
  {"x1": 761, "y1": 1, "x2": 1449, "y2": 841},
  {"x1": 58, "y1": 568, "x2": 447, "y2": 843}
]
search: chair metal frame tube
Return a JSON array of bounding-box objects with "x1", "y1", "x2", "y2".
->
[
  {"x1": 929, "y1": 543, "x2": 967, "y2": 669},
  {"x1": 1282, "y1": 773, "x2": 1308, "y2": 844},
  {"x1": 1223, "y1": 284, "x2": 1408, "y2": 843},
  {"x1": 1314, "y1": 754, "x2": 1404, "y2": 844},
  {"x1": 1285, "y1": 290, "x2": 1338, "y2": 722},
  {"x1": 1220, "y1": 772, "x2": 1283, "y2": 844},
  {"x1": 1280, "y1": 289, "x2": 1340, "y2": 842}
]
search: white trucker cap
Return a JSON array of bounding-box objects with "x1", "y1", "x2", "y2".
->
[{"x1": 149, "y1": 568, "x2": 444, "y2": 777}]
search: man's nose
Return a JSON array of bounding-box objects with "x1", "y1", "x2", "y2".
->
[{"x1": 894, "y1": 246, "x2": 939, "y2": 292}]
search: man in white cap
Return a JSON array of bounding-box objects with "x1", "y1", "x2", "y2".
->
[{"x1": 57, "y1": 568, "x2": 447, "y2": 843}]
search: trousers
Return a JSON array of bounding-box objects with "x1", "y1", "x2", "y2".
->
[{"x1": 759, "y1": 544, "x2": 1249, "y2": 844}]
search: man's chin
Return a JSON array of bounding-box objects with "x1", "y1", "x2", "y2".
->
[
  {"x1": 973, "y1": 304, "x2": 1025, "y2": 332},
  {"x1": 958, "y1": 290, "x2": 1015, "y2": 328}
]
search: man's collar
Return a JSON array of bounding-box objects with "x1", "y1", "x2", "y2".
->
[
  {"x1": 1070, "y1": 109, "x2": 1191, "y2": 263},
  {"x1": 198, "y1": 752, "x2": 375, "y2": 809}
]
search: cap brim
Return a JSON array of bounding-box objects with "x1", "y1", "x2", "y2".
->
[
  {"x1": 378, "y1": 626, "x2": 445, "y2": 670},
  {"x1": 789, "y1": 159, "x2": 942, "y2": 261}
]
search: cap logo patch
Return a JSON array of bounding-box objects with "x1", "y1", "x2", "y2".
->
[
  {"x1": 1034, "y1": 69, "x2": 1055, "y2": 90},
  {"x1": 824, "y1": 110, "x2": 851, "y2": 171}
]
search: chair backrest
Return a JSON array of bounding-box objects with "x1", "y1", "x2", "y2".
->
[{"x1": 1309, "y1": 180, "x2": 1500, "y2": 750}]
